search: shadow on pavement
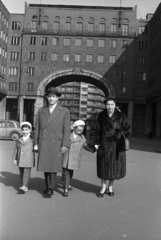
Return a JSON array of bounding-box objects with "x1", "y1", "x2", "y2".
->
[{"x1": 0, "y1": 173, "x2": 99, "y2": 195}]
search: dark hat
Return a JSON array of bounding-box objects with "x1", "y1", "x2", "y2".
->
[
  {"x1": 104, "y1": 96, "x2": 116, "y2": 105},
  {"x1": 44, "y1": 87, "x2": 61, "y2": 97}
]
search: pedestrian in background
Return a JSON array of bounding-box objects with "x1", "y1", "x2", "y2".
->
[
  {"x1": 34, "y1": 87, "x2": 70, "y2": 196},
  {"x1": 90, "y1": 96, "x2": 130, "y2": 197},
  {"x1": 13, "y1": 121, "x2": 35, "y2": 193},
  {"x1": 62, "y1": 120, "x2": 94, "y2": 197}
]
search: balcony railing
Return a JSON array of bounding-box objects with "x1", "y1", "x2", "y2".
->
[{"x1": 23, "y1": 28, "x2": 136, "y2": 38}]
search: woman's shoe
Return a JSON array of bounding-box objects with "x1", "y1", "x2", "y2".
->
[
  {"x1": 97, "y1": 191, "x2": 106, "y2": 198},
  {"x1": 108, "y1": 191, "x2": 114, "y2": 196}
]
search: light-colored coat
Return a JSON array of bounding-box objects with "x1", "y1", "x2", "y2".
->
[
  {"x1": 34, "y1": 104, "x2": 70, "y2": 172},
  {"x1": 13, "y1": 137, "x2": 35, "y2": 168},
  {"x1": 62, "y1": 132, "x2": 92, "y2": 170}
]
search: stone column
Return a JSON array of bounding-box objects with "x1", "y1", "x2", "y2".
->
[
  {"x1": 19, "y1": 96, "x2": 24, "y2": 123},
  {"x1": 128, "y1": 101, "x2": 133, "y2": 135},
  {"x1": 34, "y1": 96, "x2": 44, "y2": 126}
]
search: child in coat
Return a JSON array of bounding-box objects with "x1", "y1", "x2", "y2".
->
[
  {"x1": 62, "y1": 120, "x2": 94, "y2": 197},
  {"x1": 13, "y1": 121, "x2": 35, "y2": 193}
]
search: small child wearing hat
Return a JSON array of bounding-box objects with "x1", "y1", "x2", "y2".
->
[
  {"x1": 12, "y1": 122, "x2": 35, "y2": 193},
  {"x1": 62, "y1": 120, "x2": 94, "y2": 197}
]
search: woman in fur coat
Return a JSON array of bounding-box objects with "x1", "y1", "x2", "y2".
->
[{"x1": 90, "y1": 97, "x2": 130, "y2": 197}]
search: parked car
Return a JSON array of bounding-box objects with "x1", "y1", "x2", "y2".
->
[{"x1": 0, "y1": 120, "x2": 22, "y2": 140}]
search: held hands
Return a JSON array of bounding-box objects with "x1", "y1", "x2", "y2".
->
[
  {"x1": 33, "y1": 145, "x2": 38, "y2": 153},
  {"x1": 94, "y1": 145, "x2": 100, "y2": 150},
  {"x1": 14, "y1": 160, "x2": 17, "y2": 165},
  {"x1": 61, "y1": 146, "x2": 68, "y2": 154}
]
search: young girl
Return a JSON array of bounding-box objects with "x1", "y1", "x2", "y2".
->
[
  {"x1": 13, "y1": 121, "x2": 35, "y2": 193},
  {"x1": 62, "y1": 120, "x2": 94, "y2": 197}
]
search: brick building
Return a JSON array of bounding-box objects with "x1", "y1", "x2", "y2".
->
[{"x1": 0, "y1": 2, "x2": 160, "y2": 137}]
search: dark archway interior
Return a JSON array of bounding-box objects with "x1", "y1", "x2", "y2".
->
[{"x1": 45, "y1": 75, "x2": 109, "y2": 97}]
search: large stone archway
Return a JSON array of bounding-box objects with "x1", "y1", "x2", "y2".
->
[{"x1": 34, "y1": 68, "x2": 115, "y2": 122}]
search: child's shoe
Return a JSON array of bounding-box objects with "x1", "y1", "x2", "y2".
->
[{"x1": 19, "y1": 186, "x2": 27, "y2": 193}]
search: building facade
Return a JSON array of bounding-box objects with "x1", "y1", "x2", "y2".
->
[
  {"x1": 0, "y1": 0, "x2": 9, "y2": 118},
  {"x1": 1, "y1": 2, "x2": 161, "y2": 137}
]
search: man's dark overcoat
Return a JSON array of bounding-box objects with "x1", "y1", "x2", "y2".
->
[
  {"x1": 90, "y1": 108, "x2": 130, "y2": 180},
  {"x1": 34, "y1": 103, "x2": 70, "y2": 172}
]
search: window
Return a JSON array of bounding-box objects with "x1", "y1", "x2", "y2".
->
[
  {"x1": 139, "y1": 57, "x2": 147, "y2": 66},
  {"x1": 27, "y1": 67, "x2": 34, "y2": 76},
  {"x1": 28, "y1": 52, "x2": 35, "y2": 61},
  {"x1": 139, "y1": 41, "x2": 147, "y2": 50},
  {"x1": 86, "y1": 54, "x2": 92, "y2": 62},
  {"x1": 31, "y1": 21, "x2": 37, "y2": 32},
  {"x1": 109, "y1": 55, "x2": 116, "y2": 63},
  {"x1": 139, "y1": 26, "x2": 145, "y2": 34},
  {"x1": 63, "y1": 54, "x2": 70, "y2": 62},
  {"x1": 54, "y1": 21, "x2": 60, "y2": 32},
  {"x1": 28, "y1": 83, "x2": 33, "y2": 91},
  {"x1": 75, "y1": 54, "x2": 81, "y2": 62},
  {"x1": 138, "y1": 72, "x2": 147, "y2": 81},
  {"x1": 41, "y1": 52, "x2": 47, "y2": 61},
  {"x1": 121, "y1": 71, "x2": 126, "y2": 80},
  {"x1": 41, "y1": 37, "x2": 47, "y2": 45},
  {"x1": 9, "y1": 67, "x2": 18, "y2": 75},
  {"x1": 10, "y1": 52, "x2": 19, "y2": 60},
  {"x1": 87, "y1": 39, "x2": 93, "y2": 47},
  {"x1": 98, "y1": 39, "x2": 105, "y2": 47},
  {"x1": 11, "y1": 37, "x2": 20, "y2": 45},
  {"x1": 65, "y1": 22, "x2": 71, "y2": 31},
  {"x1": 12, "y1": 21, "x2": 20, "y2": 30},
  {"x1": 99, "y1": 23, "x2": 106, "y2": 34},
  {"x1": 122, "y1": 24, "x2": 128, "y2": 36},
  {"x1": 77, "y1": 22, "x2": 83, "y2": 32},
  {"x1": 122, "y1": 54, "x2": 127, "y2": 64},
  {"x1": 122, "y1": 40, "x2": 128, "y2": 48},
  {"x1": 30, "y1": 36, "x2": 36, "y2": 45},
  {"x1": 9, "y1": 82, "x2": 17, "y2": 91},
  {"x1": 97, "y1": 55, "x2": 104, "y2": 63},
  {"x1": 110, "y1": 39, "x2": 116, "y2": 48},
  {"x1": 42, "y1": 21, "x2": 48, "y2": 30},
  {"x1": 88, "y1": 23, "x2": 94, "y2": 32},
  {"x1": 122, "y1": 87, "x2": 127, "y2": 93},
  {"x1": 64, "y1": 38, "x2": 70, "y2": 46},
  {"x1": 52, "y1": 37, "x2": 59, "y2": 46},
  {"x1": 51, "y1": 53, "x2": 58, "y2": 61},
  {"x1": 75, "y1": 38, "x2": 82, "y2": 47},
  {"x1": 111, "y1": 24, "x2": 117, "y2": 33}
]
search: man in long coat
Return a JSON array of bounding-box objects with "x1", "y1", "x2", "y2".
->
[{"x1": 34, "y1": 87, "x2": 70, "y2": 196}]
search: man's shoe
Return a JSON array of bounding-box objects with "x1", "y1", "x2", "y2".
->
[
  {"x1": 68, "y1": 186, "x2": 73, "y2": 191},
  {"x1": 43, "y1": 189, "x2": 53, "y2": 195},
  {"x1": 63, "y1": 191, "x2": 68, "y2": 197}
]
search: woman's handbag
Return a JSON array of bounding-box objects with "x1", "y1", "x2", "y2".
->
[{"x1": 116, "y1": 132, "x2": 130, "y2": 152}]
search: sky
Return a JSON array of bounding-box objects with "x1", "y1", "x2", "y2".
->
[{"x1": 2, "y1": 0, "x2": 161, "y2": 19}]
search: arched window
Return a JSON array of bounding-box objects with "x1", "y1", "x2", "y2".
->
[
  {"x1": 99, "y1": 18, "x2": 106, "y2": 34},
  {"x1": 42, "y1": 16, "x2": 49, "y2": 30},
  {"x1": 122, "y1": 19, "x2": 129, "y2": 36},
  {"x1": 88, "y1": 18, "x2": 94, "y2": 32},
  {"x1": 111, "y1": 19, "x2": 117, "y2": 33},
  {"x1": 77, "y1": 17, "x2": 83, "y2": 32},
  {"x1": 31, "y1": 16, "x2": 37, "y2": 32},
  {"x1": 54, "y1": 16, "x2": 60, "y2": 33}
]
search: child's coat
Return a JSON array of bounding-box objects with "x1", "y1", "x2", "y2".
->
[
  {"x1": 13, "y1": 137, "x2": 35, "y2": 168},
  {"x1": 62, "y1": 132, "x2": 93, "y2": 170}
]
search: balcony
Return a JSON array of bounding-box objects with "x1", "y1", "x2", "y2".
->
[{"x1": 23, "y1": 28, "x2": 136, "y2": 38}]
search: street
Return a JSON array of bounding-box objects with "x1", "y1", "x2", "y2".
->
[{"x1": 0, "y1": 137, "x2": 161, "y2": 240}]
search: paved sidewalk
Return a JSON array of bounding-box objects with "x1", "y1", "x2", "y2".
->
[{"x1": 0, "y1": 138, "x2": 161, "y2": 240}]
